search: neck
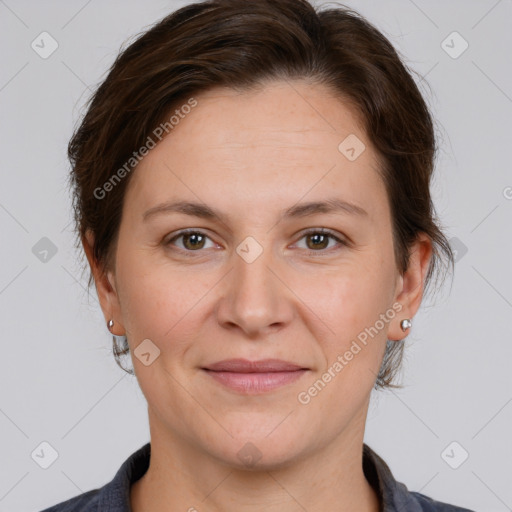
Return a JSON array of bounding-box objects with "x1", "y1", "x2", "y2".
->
[{"x1": 131, "y1": 409, "x2": 380, "y2": 512}]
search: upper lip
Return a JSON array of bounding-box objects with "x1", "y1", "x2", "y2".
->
[{"x1": 203, "y1": 358, "x2": 307, "y2": 373}]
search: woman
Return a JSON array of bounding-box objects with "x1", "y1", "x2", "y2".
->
[{"x1": 41, "y1": 0, "x2": 474, "y2": 510}]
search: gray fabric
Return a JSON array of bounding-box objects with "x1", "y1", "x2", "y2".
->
[{"x1": 39, "y1": 442, "x2": 475, "y2": 511}]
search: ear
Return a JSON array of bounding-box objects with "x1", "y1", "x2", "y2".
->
[
  {"x1": 388, "y1": 232, "x2": 432, "y2": 341},
  {"x1": 82, "y1": 229, "x2": 125, "y2": 336}
]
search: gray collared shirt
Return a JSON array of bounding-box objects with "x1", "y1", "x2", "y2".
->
[{"x1": 40, "y1": 442, "x2": 475, "y2": 511}]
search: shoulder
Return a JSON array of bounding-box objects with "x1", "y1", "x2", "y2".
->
[
  {"x1": 409, "y1": 490, "x2": 476, "y2": 512},
  {"x1": 38, "y1": 489, "x2": 100, "y2": 512},
  {"x1": 362, "y1": 443, "x2": 475, "y2": 512},
  {"x1": 37, "y1": 442, "x2": 150, "y2": 512}
]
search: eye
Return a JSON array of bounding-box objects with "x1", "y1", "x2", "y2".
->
[
  {"x1": 293, "y1": 228, "x2": 347, "y2": 253},
  {"x1": 165, "y1": 228, "x2": 347, "y2": 256},
  {"x1": 166, "y1": 229, "x2": 217, "y2": 252}
]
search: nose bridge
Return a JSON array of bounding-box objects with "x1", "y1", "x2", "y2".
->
[
  {"x1": 233, "y1": 233, "x2": 277, "y2": 304},
  {"x1": 218, "y1": 233, "x2": 292, "y2": 335}
]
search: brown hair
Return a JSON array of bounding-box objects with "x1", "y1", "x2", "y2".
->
[{"x1": 68, "y1": 0, "x2": 454, "y2": 389}]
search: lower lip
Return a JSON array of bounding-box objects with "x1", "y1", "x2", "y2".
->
[{"x1": 202, "y1": 369, "x2": 307, "y2": 394}]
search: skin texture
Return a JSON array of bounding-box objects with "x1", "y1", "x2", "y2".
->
[{"x1": 83, "y1": 80, "x2": 432, "y2": 512}]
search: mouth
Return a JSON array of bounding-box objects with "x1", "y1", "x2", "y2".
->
[{"x1": 201, "y1": 358, "x2": 309, "y2": 394}]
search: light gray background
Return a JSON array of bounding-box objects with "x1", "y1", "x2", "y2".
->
[{"x1": 0, "y1": 1, "x2": 511, "y2": 511}]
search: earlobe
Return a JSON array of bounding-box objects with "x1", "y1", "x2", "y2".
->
[
  {"x1": 81, "y1": 229, "x2": 125, "y2": 335},
  {"x1": 388, "y1": 233, "x2": 432, "y2": 341}
]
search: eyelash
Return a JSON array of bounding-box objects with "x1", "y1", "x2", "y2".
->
[{"x1": 165, "y1": 228, "x2": 347, "y2": 257}]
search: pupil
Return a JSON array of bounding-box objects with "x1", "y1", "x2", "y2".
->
[
  {"x1": 309, "y1": 234, "x2": 328, "y2": 250},
  {"x1": 185, "y1": 233, "x2": 204, "y2": 249}
]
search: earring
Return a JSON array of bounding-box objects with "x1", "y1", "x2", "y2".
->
[
  {"x1": 107, "y1": 319, "x2": 114, "y2": 332},
  {"x1": 400, "y1": 318, "x2": 412, "y2": 332}
]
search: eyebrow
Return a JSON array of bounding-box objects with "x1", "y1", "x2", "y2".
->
[{"x1": 142, "y1": 197, "x2": 368, "y2": 223}]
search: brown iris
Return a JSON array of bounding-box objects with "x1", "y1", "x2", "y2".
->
[{"x1": 306, "y1": 233, "x2": 330, "y2": 250}]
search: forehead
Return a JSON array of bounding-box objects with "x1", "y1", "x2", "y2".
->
[
  {"x1": 125, "y1": 80, "x2": 386, "y2": 223},
  {"x1": 179, "y1": 81, "x2": 365, "y2": 147}
]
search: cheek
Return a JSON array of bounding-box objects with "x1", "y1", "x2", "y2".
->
[
  {"x1": 300, "y1": 262, "x2": 395, "y2": 400},
  {"x1": 309, "y1": 263, "x2": 394, "y2": 341},
  {"x1": 116, "y1": 256, "x2": 215, "y2": 349}
]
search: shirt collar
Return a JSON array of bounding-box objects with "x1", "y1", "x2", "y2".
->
[
  {"x1": 363, "y1": 443, "x2": 424, "y2": 512},
  {"x1": 97, "y1": 442, "x2": 422, "y2": 511}
]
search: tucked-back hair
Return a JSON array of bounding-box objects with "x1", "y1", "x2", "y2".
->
[{"x1": 68, "y1": 0, "x2": 454, "y2": 389}]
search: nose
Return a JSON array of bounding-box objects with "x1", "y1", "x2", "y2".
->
[{"x1": 215, "y1": 239, "x2": 295, "y2": 338}]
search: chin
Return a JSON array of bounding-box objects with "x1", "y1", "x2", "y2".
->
[{"x1": 209, "y1": 429, "x2": 308, "y2": 471}]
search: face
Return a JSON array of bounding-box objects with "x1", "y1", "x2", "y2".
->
[{"x1": 86, "y1": 80, "x2": 431, "y2": 469}]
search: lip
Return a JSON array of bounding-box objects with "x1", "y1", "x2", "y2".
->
[
  {"x1": 201, "y1": 358, "x2": 309, "y2": 394},
  {"x1": 203, "y1": 358, "x2": 307, "y2": 372}
]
